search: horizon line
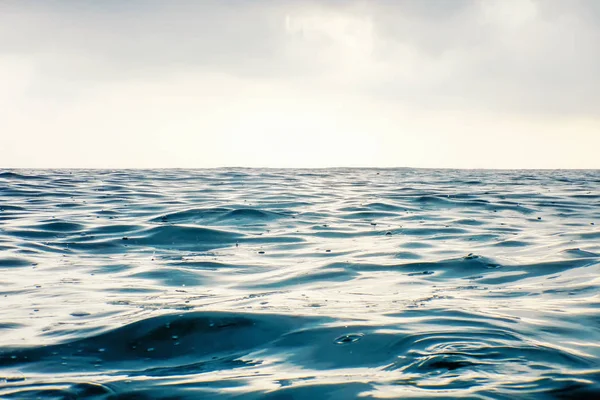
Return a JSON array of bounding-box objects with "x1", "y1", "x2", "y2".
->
[{"x1": 2, "y1": 166, "x2": 599, "y2": 171}]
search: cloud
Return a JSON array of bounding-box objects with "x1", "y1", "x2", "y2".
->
[
  {"x1": 350, "y1": 0, "x2": 600, "y2": 116},
  {"x1": 0, "y1": 0, "x2": 599, "y2": 167},
  {"x1": 3, "y1": 0, "x2": 598, "y2": 115}
]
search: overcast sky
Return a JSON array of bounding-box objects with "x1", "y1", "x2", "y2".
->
[{"x1": 1, "y1": 0, "x2": 599, "y2": 168}]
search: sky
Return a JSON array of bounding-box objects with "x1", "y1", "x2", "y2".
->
[{"x1": 1, "y1": 0, "x2": 599, "y2": 169}]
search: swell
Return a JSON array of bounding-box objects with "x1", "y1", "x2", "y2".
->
[
  {"x1": 1, "y1": 308, "x2": 594, "y2": 398},
  {"x1": 0, "y1": 311, "x2": 322, "y2": 373},
  {"x1": 152, "y1": 207, "x2": 292, "y2": 225},
  {"x1": 0, "y1": 168, "x2": 599, "y2": 399}
]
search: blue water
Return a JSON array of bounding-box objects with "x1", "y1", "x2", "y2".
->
[{"x1": 1, "y1": 168, "x2": 599, "y2": 399}]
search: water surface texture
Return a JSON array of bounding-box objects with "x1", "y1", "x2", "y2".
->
[{"x1": 1, "y1": 169, "x2": 599, "y2": 399}]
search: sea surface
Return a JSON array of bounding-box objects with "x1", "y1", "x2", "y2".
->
[{"x1": 0, "y1": 168, "x2": 599, "y2": 399}]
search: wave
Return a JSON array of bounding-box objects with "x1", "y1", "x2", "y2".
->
[
  {"x1": 152, "y1": 207, "x2": 291, "y2": 225},
  {"x1": 0, "y1": 168, "x2": 599, "y2": 398}
]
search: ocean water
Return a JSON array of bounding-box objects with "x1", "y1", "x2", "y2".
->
[{"x1": 0, "y1": 168, "x2": 599, "y2": 399}]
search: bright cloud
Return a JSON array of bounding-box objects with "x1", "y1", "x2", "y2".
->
[{"x1": 1, "y1": 0, "x2": 599, "y2": 168}]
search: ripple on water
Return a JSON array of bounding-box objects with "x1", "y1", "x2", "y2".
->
[{"x1": 0, "y1": 168, "x2": 599, "y2": 398}]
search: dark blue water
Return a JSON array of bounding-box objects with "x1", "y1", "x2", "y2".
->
[{"x1": 1, "y1": 169, "x2": 599, "y2": 399}]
